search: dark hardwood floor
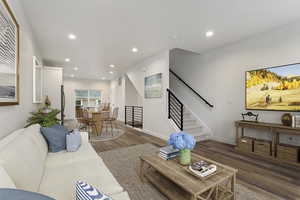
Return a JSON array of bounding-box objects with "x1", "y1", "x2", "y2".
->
[{"x1": 91, "y1": 125, "x2": 300, "y2": 200}]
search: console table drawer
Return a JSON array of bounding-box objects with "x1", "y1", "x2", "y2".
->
[
  {"x1": 277, "y1": 144, "x2": 299, "y2": 154},
  {"x1": 254, "y1": 140, "x2": 272, "y2": 156},
  {"x1": 237, "y1": 137, "x2": 253, "y2": 152},
  {"x1": 277, "y1": 144, "x2": 299, "y2": 163},
  {"x1": 277, "y1": 152, "x2": 298, "y2": 163}
]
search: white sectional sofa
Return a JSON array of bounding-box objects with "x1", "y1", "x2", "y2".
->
[{"x1": 0, "y1": 124, "x2": 130, "y2": 200}]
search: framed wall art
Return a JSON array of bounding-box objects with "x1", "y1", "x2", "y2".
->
[
  {"x1": 0, "y1": 0, "x2": 19, "y2": 105},
  {"x1": 144, "y1": 73, "x2": 162, "y2": 98}
]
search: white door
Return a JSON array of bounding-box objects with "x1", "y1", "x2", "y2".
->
[{"x1": 43, "y1": 67, "x2": 63, "y2": 113}]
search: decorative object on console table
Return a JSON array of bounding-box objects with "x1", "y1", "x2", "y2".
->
[
  {"x1": 281, "y1": 113, "x2": 293, "y2": 126},
  {"x1": 0, "y1": 0, "x2": 20, "y2": 106},
  {"x1": 241, "y1": 111, "x2": 259, "y2": 122},
  {"x1": 167, "y1": 132, "x2": 196, "y2": 165},
  {"x1": 292, "y1": 115, "x2": 300, "y2": 128}
]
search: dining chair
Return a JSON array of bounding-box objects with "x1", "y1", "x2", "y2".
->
[
  {"x1": 103, "y1": 107, "x2": 119, "y2": 134},
  {"x1": 82, "y1": 109, "x2": 98, "y2": 136}
]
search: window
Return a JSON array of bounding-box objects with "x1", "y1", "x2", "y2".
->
[{"x1": 75, "y1": 90, "x2": 101, "y2": 108}]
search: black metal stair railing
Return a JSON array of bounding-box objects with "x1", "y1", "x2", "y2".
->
[
  {"x1": 125, "y1": 106, "x2": 143, "y2": 128},
  {"x1": 167, "y1": 89, "x2": 183, "y2": 131},
  {"x1": 169, "y1": 69, "x2": 214, "y2": 108}
]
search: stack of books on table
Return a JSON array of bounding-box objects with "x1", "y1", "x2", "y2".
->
[{"x1": 159, "y1": 145, "x2": 179, "y2": 160}]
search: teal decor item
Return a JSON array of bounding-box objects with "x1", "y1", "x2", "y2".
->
[{"x1": 167, "y1": 132, "x2": 196, "y2": 165}]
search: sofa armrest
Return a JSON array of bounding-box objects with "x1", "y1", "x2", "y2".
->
[{"x1": 80, "y1": 132, "x2": 89, "y2": 143}]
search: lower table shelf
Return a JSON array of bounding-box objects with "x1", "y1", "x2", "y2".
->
[
  {"x1": 145, "y1": 170, "x2": 233, "y2": 200},
  {"x1": 145, "y1": 170, "x2": 191, "y2": 200}
]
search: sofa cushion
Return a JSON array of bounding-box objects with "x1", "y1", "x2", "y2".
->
[
  {"x1": 0, "y1": 165, "x2": 16, "y2": 189},
  {"x1": 22, "y1": 124, "x2": 48, "y2": 162},
  {"x1": 76, "y1": 181, "x2": 112, "y2": 200},
  {"x1": 39, "y1": 157, "x2": 124, "y2": 199},
  {"x1": 0, "y1": 134, "x2": 45, "y2": 192},
  {"x1": 40, "y1": 124, "x2": 68, "y2": 152},
  {"x1": 66, "y1": 130, "x2": 81, "y2": 152},
  {"x1": 46, "y1": 133, "x2": 98, "y2": 168}
]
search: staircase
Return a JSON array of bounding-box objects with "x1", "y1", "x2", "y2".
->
[
  {"x1": 167, "y1": 89, "x2": 212, "y2": 141},
  {"x1": 182, "y1": 107, "x2": 210, "y2": 141},
  {"x1": 167, "y1": 68, "x2": 213, "y2": 141}
]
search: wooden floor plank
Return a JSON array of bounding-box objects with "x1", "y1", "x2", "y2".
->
[{"x1": 91, "y1": 125, "x2": 300, "y2": 200}]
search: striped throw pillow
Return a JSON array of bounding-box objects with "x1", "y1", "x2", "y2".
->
[{"x1": 76, "y1": 181, "x2": 112, "y2": 200}]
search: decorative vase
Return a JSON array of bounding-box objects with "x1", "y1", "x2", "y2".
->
[
  {"x1": 281, "y1": 113, "x2": 292, "y2": 126},
  {"x1": 179, "y1": 149, "x2": 191, "y2": 165}
]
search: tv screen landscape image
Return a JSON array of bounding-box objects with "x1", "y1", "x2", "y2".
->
[{"x1": 246, "y1": 63, "x2": 300, "y2": 111}]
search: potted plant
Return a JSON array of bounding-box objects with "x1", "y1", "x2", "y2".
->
[
  {"x1": 167, "y1": 132, "x2": 196, "y2": 165},
  {"x1": 26, "y1": 96, "x2": 61, "y2": 127}
]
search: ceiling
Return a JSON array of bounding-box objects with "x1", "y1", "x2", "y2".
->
[{"x1": 20, "y1": 0, "x2": 300, "y2": 80}]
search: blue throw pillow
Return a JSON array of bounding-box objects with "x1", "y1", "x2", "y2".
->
[
  {"x1": 0, "y1": 188, "x2": 55, "y2": 200},
  {"x1": 66, "y1": 129, "x2": 81, "y2": 152},
  {"x1": 40, "y1": 124, "x2": 68, "y2": 152},
  {"x1": 76, "y1": 181, "x2": 112, "y2": 200}
]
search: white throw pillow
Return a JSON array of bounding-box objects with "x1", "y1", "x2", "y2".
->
[
  {"x1": 66, "y1": 129, "x2": 81, "y2": 152},
  {"x1": 76, "y1": 181, "x2": 112, "y2": 200},
  {"x1": 0, "y1": 165, "x2": 16, "y2": 188}
]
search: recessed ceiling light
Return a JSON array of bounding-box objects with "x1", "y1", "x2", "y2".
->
[
  {"x1": 68, "y1": 34, "x2": 77, "y2": 40},
  {"x1": 206, "y1": 31, "x2": 214, "y2": 38},
  {"x1": 65, "y1": 58, "x2": 70, "y2": 62},
  {"x1": 132, "y1": 47, "x2": 138, "y2": 53},
  {"x1": 109, "y1": 64, "x2": 115, "y2": 68},
  {"x1": 109, "y1": 71, "x2": 114, "y2": 74},
  {"x1": 70, "y1": 74, "x2": 75, "y2": 78},
  {"x1": 73, "y1": 67, "x2": 78, "y2": 71}
]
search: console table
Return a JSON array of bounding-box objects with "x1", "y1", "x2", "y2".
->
[{"x1": 235, "y1": 120, "x2": 300, "y2": 167}]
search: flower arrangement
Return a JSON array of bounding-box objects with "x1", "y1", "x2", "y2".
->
[{"x1": 168, "y1": 132, "x2": 196, "y2": 165}]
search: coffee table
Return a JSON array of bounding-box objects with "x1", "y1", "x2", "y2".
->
[{"x1": 140, "y1": 153, "x2": 238, "y2": 200}]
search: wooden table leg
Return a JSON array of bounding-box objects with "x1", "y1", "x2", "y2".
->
[
  {"x1": 235, "y1": 126, "x2": 239, "y2": 147},
  {"x1": 241, "y1": 127, "x2": 244, "y2": 137},
  {"x1": 190, "y1": 194, "x2": 197, "y2": 200},
  {"x1": 231, "y1": 173, "x2": 236, "y2": 200}
]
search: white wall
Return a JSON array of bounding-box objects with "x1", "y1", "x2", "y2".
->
[
  {"x1": 64, "y1": 78, "x2": 110, "y2": 119},
  {"x1": 0, "y1": 1, "x2": 41, "y2": 139},
  {"x1": 125, "y1": 75, "x2": 143, "y2": 106},
  {"x1": 170, "y1": 22, "x2": 300, "y2": 145},
  {"x1": 112, "y1": 50, "x2": 176, "y2": 139},
  {"x1": 110, "y1": 76, "x2": 125, "y2": 121}
]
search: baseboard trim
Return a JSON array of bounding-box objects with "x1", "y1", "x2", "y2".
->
[{"x1": 142, "y1": 128, "x2": 168, "y2": 141}]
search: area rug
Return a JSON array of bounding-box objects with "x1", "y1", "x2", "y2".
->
[
  {"x1": 90, "y1": 128, "x2": 125, "y2": 142},
  {"x1": 98, "y1": 143, "x2": 284, "y2": 200}
]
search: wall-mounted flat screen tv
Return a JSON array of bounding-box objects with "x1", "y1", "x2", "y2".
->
[{"x1": 246, "y1": 63, "x2": 300, "y2": 111}]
